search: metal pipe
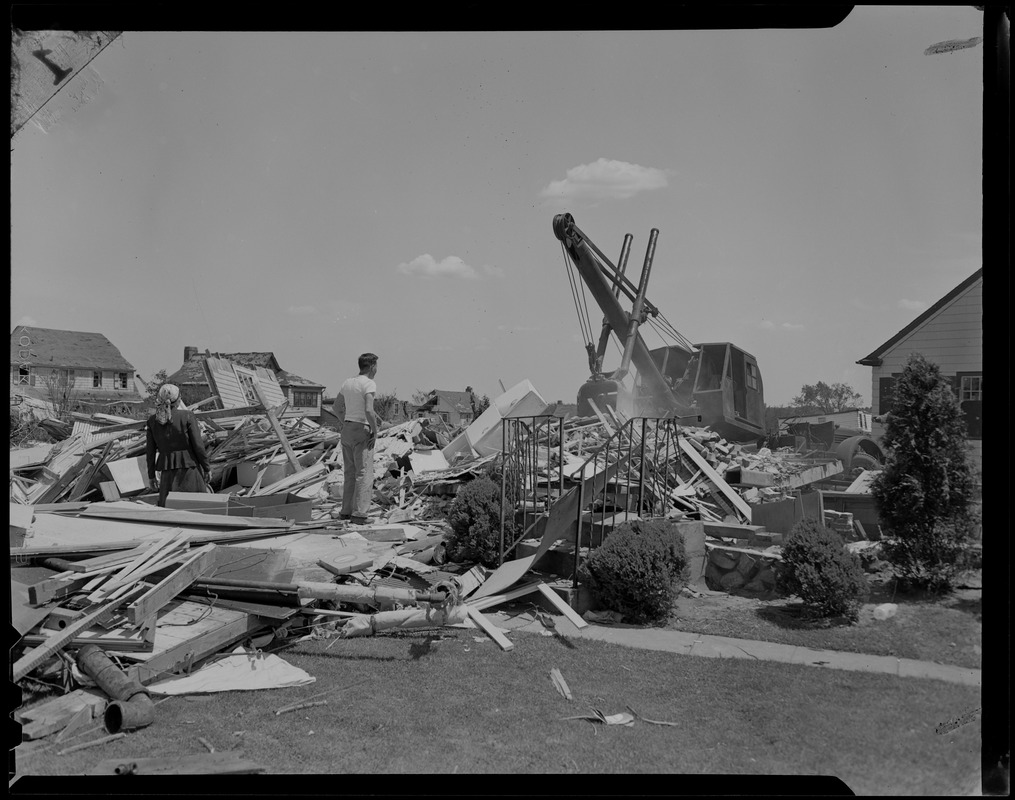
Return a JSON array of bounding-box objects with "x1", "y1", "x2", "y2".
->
[
  {"x1": 76, "y1": 645, "x2": 154, "y2": 733},
  {"x1": 500, "y1": 420, "x2": 507, "y2": 565}
]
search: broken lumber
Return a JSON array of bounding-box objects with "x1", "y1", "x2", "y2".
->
[
  {"x1": 678, "y1": 437, "x2": 752, "y2": 522},
  {"x1": 13, "y1": 590, "x2": 144, "y2": 681},
  {"x1": 125, "y1": 544, "x2": 218, "y2": 625}
]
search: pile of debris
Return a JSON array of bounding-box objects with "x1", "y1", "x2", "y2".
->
[
  {"x1": 9, "y1": 379, "x2": 591, "y2": 758},
  {"x1": 11, "y1": 369, "x2": 879, "y2": 757}
]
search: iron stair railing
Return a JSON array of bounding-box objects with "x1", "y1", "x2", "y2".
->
[{"x1": 499, "y1": 415, "x2": 696, "y2": 591}]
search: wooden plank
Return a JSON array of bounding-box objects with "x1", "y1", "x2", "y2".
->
[
  {"x1": 464, "y1": 605, "x2": 514, "y2": 651},
  {"x1": 34, "y1": 452, "x2": 94, "y2": 504},
  {"x1": 126, "y1": 544, "x2": 217, "y2": 626},
  {"x1": 13, "y1": 588, "x2": 143, "y2": 682},
  {"x1": 78, "y1": 505, "x2": 294, "y2": 529},
  {"x1": 68, "y1": 440, "x2": 114, "y2": 500},
  {"x1": 92, "y1": 405, "x2": 265, "y2": 434},
  {"x1": 17, "y1": 688, "x2": 106, "y2": 740},
  {"x1": 678, "y1": 438, "x2": 752, "y2": 522},
  {"x1": 249, "y1": 378, "x2": 301, "y2": 471},
  {"x1": 89, "y1": 529, "x2": 184, "y2": 600},
  {"x1": 123, "y1": 609, "x2": 267, "y2": 685},
  {"x1": 702, "y1": 521, "x2": 766, "y2": 540},
  {"x1": 536, "y1": 582, "x2": 588, "y2": 629},
  {"x1": 99, "y1": 481, "x2": 121, "y2": 501},
  {"x1": 466, "y1": 580, "x2": 544, "y2": 611},
  {"x1": 27, "y1": 570, "x2": 111, "y2": 605},
  {"x1": 19, "y1": 621, "x2": 154, "y2": 653}
]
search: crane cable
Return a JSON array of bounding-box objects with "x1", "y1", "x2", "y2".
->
[{"x1": 559, "y1": 240, "x2": 596, "y2": 347}]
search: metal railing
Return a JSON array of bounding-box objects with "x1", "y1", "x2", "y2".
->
[{"x1": 499, "y1": 414, "x2": 695, "y2": 588}]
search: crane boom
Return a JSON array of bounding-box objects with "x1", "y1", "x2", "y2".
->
[
  {"x1": 553, "y1": 213, "x2": 692, "y2": 417},
  {"x1": 554, "y1": 212, "x2": 767, "y2": 441}
]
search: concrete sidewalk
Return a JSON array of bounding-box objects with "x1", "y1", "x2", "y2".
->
[{"x1": 483, "y1": 609, "x2": 981, "y2": 687}]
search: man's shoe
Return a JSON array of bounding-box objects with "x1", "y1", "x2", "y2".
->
[
  {"x1": 350, "y1": 516, "x2": 370, "y2": 525},
  {"x1": 338, "y1": 513, "x2": 352, "y2": 520}
]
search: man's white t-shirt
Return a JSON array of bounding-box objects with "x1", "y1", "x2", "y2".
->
[{"x1": 340, "y1": 375, "x2": 377, "y2": 425}]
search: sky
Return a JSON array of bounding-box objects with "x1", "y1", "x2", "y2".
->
[{"x1": 11, "y1": 8, "x2": 985, "y2": 408}]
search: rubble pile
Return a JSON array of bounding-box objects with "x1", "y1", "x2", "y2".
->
[{"x1": 10, "y1": 378, "x2": 871, "y2": 753}]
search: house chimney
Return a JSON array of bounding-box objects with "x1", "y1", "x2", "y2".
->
[{"x1": 184, "y1": 346, "x2": 198, "y2": 362}]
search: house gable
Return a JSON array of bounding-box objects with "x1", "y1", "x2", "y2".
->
[{"x1": 857, "y1": 269, "x2": 983, "y2": 367}]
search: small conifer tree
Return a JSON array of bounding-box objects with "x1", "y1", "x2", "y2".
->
[{"x1": 871, "y1": 353, "x2": 978, "y2": 593}]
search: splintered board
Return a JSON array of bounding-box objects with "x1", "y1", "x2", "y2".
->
[{"x1": 118, "y1": 599, "x2": 268, "y2": 685}]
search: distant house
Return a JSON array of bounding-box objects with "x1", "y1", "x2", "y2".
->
[
  {"x1": 856, "y1": 268, "x2": 982, "y2": 471},
  {"x1": 166, "y1": 346, "x2": 326, "y2": 420},
  {"x1": 10, "y1": 326, "x2": 143, "y2": 417},
  {"x1": 777, "y1": 410, "x2": 872, "y2": 434},
  {"x1": 414, "y1": 390, "x2": 477, "y2": 426}
]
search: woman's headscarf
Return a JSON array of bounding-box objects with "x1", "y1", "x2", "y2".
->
[{"x1": 154, "y1": 383, "x2": 182, "y2": 425}]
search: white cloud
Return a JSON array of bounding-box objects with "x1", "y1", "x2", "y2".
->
[
  {"x1": 397, "y1": 254, "x2": 500, "y2": 280},
  {"x1": 758, "y1": 319, "x2": 804, "y2": 331},
  {"x1": 540, "y1": 158, "x2": 670, "y2": 203},
  {"x1": 287, "y1": 305, "x2": 317, "y2": 315},
  {"x1": 898, "y1": 298, "x2": 928, "y2": 312}
]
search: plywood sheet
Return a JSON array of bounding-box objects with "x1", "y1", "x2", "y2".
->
[{"x1": 105, "y1": 455, "x2": 150, "y2": 495}]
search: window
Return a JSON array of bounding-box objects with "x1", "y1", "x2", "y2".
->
[
  {"x1": 93, "y1": 371, "x2": 102, "y2": 388},
  {"x1": 117, "y1": 372, "x2": 128, "y2": 389},
  {"x1": 292, "y1": 391, "x2": 317, "y2": 407},
  {"x1": 746, "y1": 362, "x2": 759, "y2": 391},
  {"x1": 955, "y1": 372, "x2": 982, "y2": 440},
  {"x1": 17, "y1": 366, "x2": 30, "y2": 385},
  {"x1": 960, "y1": 375, "x2": 982, "y2": 402},
  {"x1": 234, "y1": 368, "x2": 260, "y2": 405}
]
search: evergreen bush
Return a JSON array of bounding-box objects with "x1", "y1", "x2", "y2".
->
[
  {"x1": 870, "y1": 353, "x2": 979, "y2": 593},
  {"x1": 445, "y1": 474, "x2": 513, "y2": 567},
  {"x1": 781, "y1": 518, "x2": 869, "y2": 621},
  {"x1": 578, "y1": 519, "x2": 687, "y2": 624}
]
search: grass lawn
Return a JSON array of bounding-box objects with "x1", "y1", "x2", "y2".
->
[
  {"x1": 13, "y1": 627, "x2": 981, "y2": 795},
  {"x1": 666, "y1": 570, "x2": 982, "y2": 669}
]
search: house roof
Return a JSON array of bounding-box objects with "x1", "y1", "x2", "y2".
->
[
  {"x1": 277, "y1": 370, "x2": 324, "y2": 389},
  {"x1": 10, "y1": 327, "x2": 136, "y2": 371},
  {"x1": 429, "y1": 390, "x2": 475, "y2": 415},
  {"x1": 165, "y1": 351, "x2": 324, "y2": 390},
  {"x1": 856, "y1": 268, "x2": 983, "y2": 366}
]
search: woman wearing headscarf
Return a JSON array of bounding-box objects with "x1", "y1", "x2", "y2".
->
[{"x1": 145, "y1": 384, "x2": 211, "y2": 507}]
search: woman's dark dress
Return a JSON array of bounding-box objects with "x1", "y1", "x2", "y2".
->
[{"x1": 145, "y1": 408, "x2": 210, "y2": 507}]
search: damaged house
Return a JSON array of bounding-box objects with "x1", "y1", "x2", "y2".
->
[
  {"x1": 414, "y1": 389, "x2": 480, "y2": 426},
  {"x1": 166, "y1": 347, "x2": 326, "y2": 421},
  {"x1": 10, "y1": 326, "x2": 143, "y2": 418}
]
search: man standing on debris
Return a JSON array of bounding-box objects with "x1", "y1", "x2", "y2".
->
[
  {"x1": 145, "y1": 383, "x2": 211, "y2": 507},
  {"x1": 335, "y1": 353, "x2": 388, "y2": 524}
]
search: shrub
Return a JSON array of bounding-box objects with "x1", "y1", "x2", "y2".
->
[
  {"x1": 578, "y1": 519, "x2": 687, "y2": 624},
  {"x1": 444, "y1": 474, "x2": 514, "y2": 567},
  {"x1": 781, "y1": 518, "x2": 869, "y2": 621},
  {"x1": 871, "y1": 353, "x2": 979, "y2": 593}
]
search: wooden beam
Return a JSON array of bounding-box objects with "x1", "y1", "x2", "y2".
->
[
  {"x1": 464, "y1": 605, "x2": 514, "y2": 651},
  {"x1": 35, "y1": 452, "x2": 94, "y2": 504},
  {"x1": 536, "y1": 583, "x2": 588, "y2": 629},
  {"x1": 124, "y1": 612, "x2": 267, "y2": 685},
  {"x1": 249, "y1": 379, "x2": 301, "y2": 471},
  {"x1": 126, "y1": 544, "x2": 217, "y2": 625},
  {"x1": 677, "y1": 437, "x2": 752, "y2": 522},
  {"x1": 13, "y1": 588, "x2": 144, "y2": 682},
  {"x1": 91, "y1": 405, "x2": 265, "y2": 434}
]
